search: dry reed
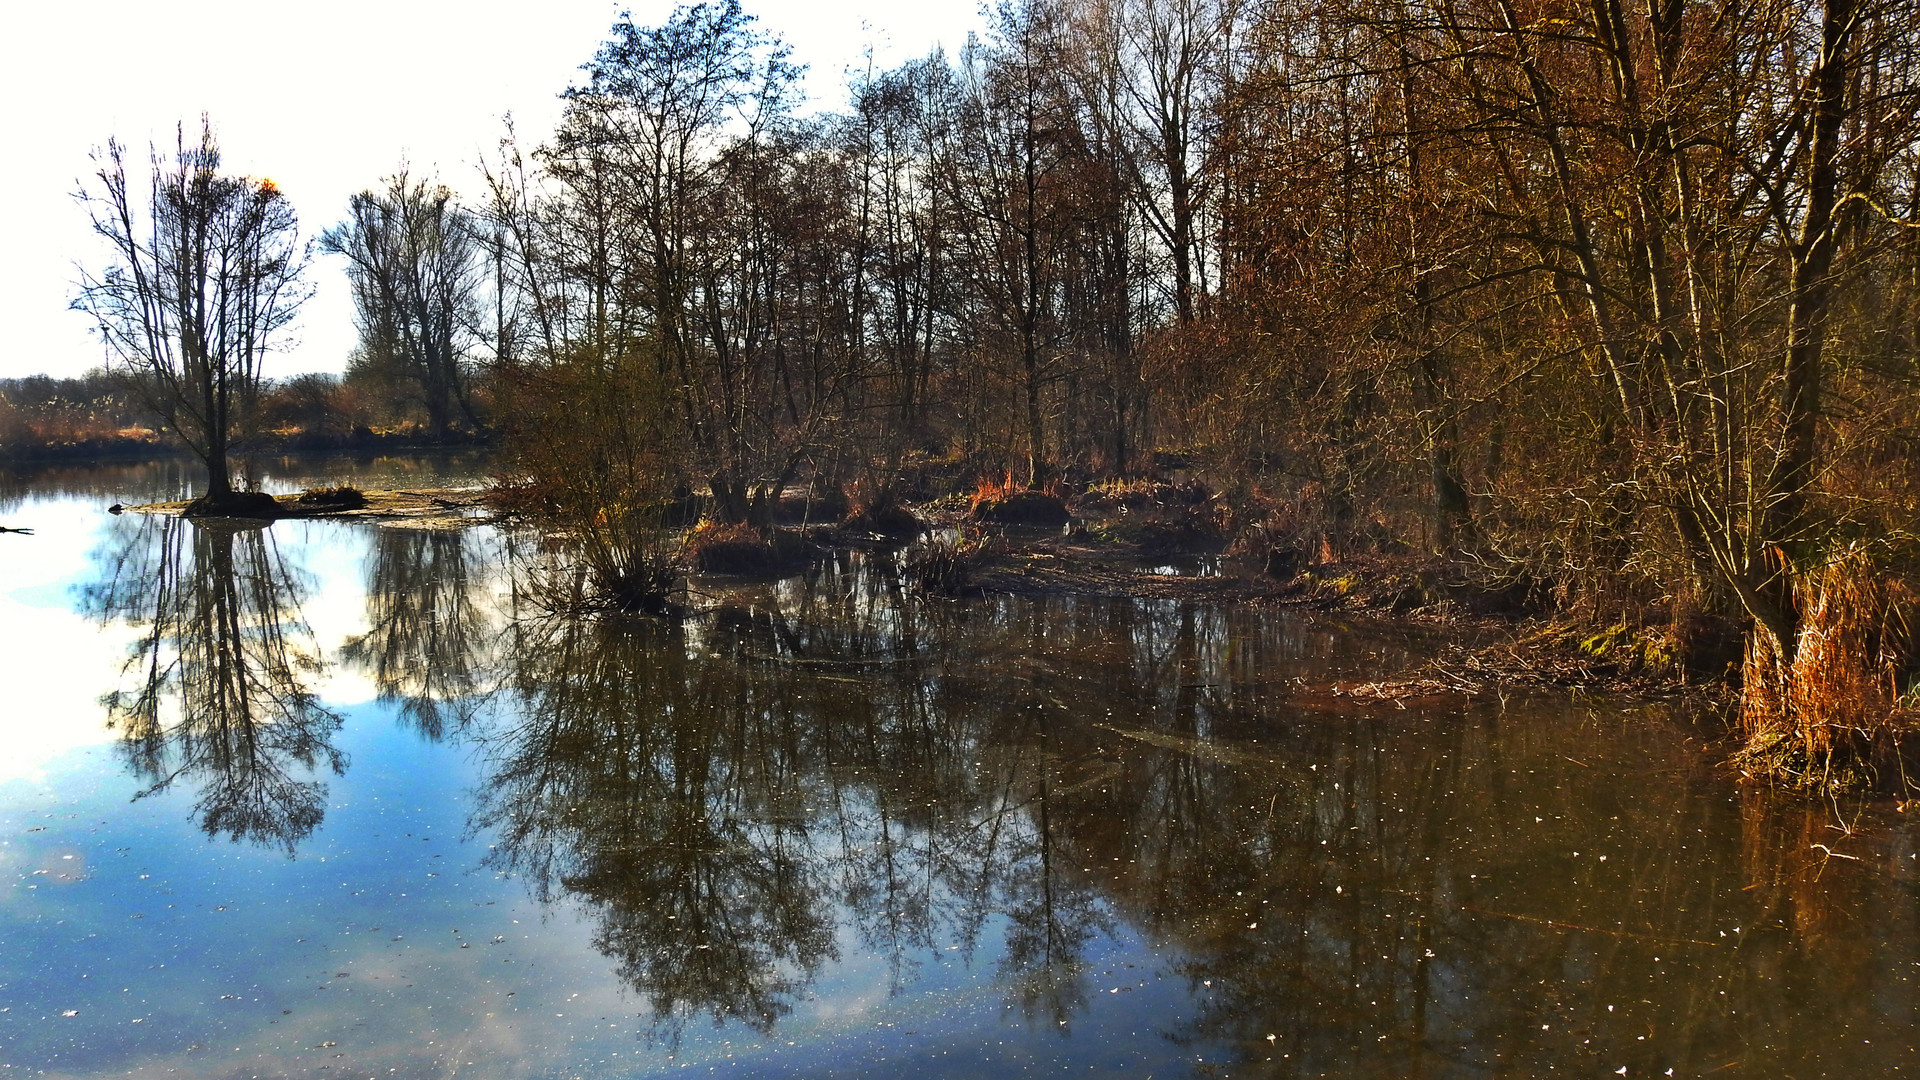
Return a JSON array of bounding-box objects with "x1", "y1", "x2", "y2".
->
[{"x1": 1738, "y1": 544, "x2": 1917, "y2": 791}]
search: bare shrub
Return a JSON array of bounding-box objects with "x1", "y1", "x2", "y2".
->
[{"x1": 495, "y1": 352, "x2": 684, "y2": 615}]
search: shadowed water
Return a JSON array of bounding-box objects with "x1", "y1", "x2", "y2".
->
[{"x1": 2, "y1": 459, "x2": 1916, "y2": 1078}]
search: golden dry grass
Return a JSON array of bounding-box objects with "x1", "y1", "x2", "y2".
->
[{"x1": 1739, "y1": 544, "x2": 1918, "y2": 791}]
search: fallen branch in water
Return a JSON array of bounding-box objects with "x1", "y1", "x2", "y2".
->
[{"x1": 1458, "y1": 904, "x2": 1722, "y2": 947}]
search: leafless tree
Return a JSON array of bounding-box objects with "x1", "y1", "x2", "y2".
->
[
  {"x1": 74, "y1": 118, "x2": 309, "y2": 502},
  {"x1": 321, "y1": 169, "x2": 483, "y2": 440}
]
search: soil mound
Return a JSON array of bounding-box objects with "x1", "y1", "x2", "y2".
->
[
  {"x1": 843, "y1": 501, "x2": 923, "y2": 538},
  {"x1": 691, "y1": 523, "x2": 810, "y2": 574},
  {"x1": 971, "y1": 490, "x2": 1069, "y2": 526},
  {"x1": 182, "y1": 490, "x2": 280, "y2": 518},
  {"x1": 295, "y1": 485, "x2": 369, "y2": 510}
]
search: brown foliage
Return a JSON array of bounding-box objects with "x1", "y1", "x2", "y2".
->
[
  {"x1": 1739, "y1": 546, "x2": 1919, "y2": 790},
  {"x1": 968, "y1": 473, "x2": 1070, "y2": 525}
]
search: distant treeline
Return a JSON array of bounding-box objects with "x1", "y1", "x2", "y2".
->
[{"x1": 0, "y1": 370, "x2": 492, "y2": 461}]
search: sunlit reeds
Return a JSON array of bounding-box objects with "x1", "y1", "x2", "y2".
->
[{"x1": 1739, "y1": 543, "x2": 1918, "y2": 792}]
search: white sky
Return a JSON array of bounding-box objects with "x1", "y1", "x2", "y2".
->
[{"x1": 0, "y1": 0, "x2": 985, "y2": 382}]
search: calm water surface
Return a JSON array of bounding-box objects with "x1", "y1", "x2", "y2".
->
[{"x1": 2, "y1": 457, "x2": 1917, "y2": 1079}]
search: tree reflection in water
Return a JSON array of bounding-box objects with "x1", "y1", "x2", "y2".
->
[
  {"x1": 40, "y1": 503, "x2": 1918, "y2": 1073},
  {"x1": 342, "y1": 527, "x2": 495, "y2": 739},
  {"x1": 81, "y1": 515, "x2": 343, "y2": 854},
  {"x1": 475, "y1": 552, "x2": 1111, "y2": 1037},
  {"x1": 475, "y1": 611, "x2": 838, "y2": 1038},
  {"x1": 471, "y1": 555, "x2": 1920, "y2": 1073}
]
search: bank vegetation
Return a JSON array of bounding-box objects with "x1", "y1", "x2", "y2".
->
[
  {"x1": 477, "y1": 0, "x2": 1920, "y2": 793},
  {"x1": 45, "y1": 0, "x2": 1920, "y2": 792},
  {"x1": 436, "y1": 0, "x2": 1916, "y2": 792}
]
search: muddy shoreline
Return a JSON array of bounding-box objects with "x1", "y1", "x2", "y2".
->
[
  {"x1": 122, "y1": 487, "x2": 495, "y2": 530},
  {"x1": 122, "y1": 482, "x2": 1724, "y2": 708}
]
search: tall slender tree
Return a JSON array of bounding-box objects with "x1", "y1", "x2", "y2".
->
[{"x1": 322, "y1": 170, "x2": 483, "y2": 440}]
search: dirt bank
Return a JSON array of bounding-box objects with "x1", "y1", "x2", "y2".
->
[{"x1": 122, "y1": 487, "x2": 494, "y2": 530}]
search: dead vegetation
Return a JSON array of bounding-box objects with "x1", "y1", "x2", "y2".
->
[
  {"x1": 1735, "y1": 545, "x2": 1920, "y2": 793},
  {"x1": 903, "y1": 530, "x2": 989, "y2": 596},
  {"x1": 687, "y1": 520, "x2": 811, "y2": 575},
  {"x1": 968, "y1": 473, "x2": 1070, "y2": 526}
]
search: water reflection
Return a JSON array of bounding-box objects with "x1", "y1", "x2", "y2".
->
[
  {"x1": 0, "y1": 458, "x2": 202, "y2": 513},
  {"x1": 474, "y1": 584, "x2": 1120, "y2": 1035},
  {"x1": 475, "y1": 612, "x2": 838, "y2": 1036},
  {"x1": 80, "y1": 515, "x2": 343, "y2": 853},
  {"x1": 469, "y1": 553, "x2": 1920, "y2": 1074},
  {"x1": 34, "y1": 500, "x2": 1920, "y2": 1076},
  {"x1": 342, "y1": 528, "x2": 495, "y2": 739}
]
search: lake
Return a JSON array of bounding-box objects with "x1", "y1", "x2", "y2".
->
[{"x1": 3, "y1": 456, "x2": 1916, "y2": 1078}]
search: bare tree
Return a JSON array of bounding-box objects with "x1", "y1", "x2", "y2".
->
[
  {"x1": 321, "y1": 169, "x2": 483, "y2": 440},
  {"x1": 946, "y1": 0, "x2": 1079, "y2": 483},
  {"x1": 1071, "y1": 0, "x2": 1232, "y2": 327},
  {"x1": 75, "y1": 118, "x2": 309, "y2": 504}
]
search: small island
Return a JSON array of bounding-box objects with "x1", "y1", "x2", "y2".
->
[{"x1": 121, "y1": 485, "x2": 492, "y2": 528}]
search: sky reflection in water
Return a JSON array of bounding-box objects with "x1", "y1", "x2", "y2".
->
[{"x1": 2, "y1": 459, "x2": 1918, "y2": 1079}]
